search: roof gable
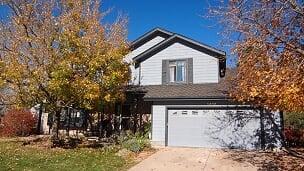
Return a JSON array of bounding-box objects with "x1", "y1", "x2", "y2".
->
[
  {"x1": 131, "y1": 28, "x2": 173, "y2": 50},
  {"x1": 131, "y1": 29, "x2": 226, "y2": 64}
]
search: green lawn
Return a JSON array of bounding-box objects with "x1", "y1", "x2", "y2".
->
[{"x1": 0, "y1": 140, "x2": 129, "y2": 171}]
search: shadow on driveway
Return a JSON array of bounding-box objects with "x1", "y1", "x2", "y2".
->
[
  {"x1": 224, "y1": 148, "x2": 304, "y2": 171},
  {"x1": 129, "y1": 147, "x2": 257, "y2": 171}
]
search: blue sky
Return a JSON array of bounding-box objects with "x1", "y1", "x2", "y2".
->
[
  {"x1": 0, "y1": 0, "x2": 232, "y2": 65},
  {"x1": 102, "y1": 0, "x2": 223, "y2": 47},
  {"x1": 101, "y1": 0, "x2": 233, "y2": 66}
]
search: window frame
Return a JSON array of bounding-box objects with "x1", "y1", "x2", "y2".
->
[{"x1": 168, "y1": 60, "x2": 187, "y2": 84}]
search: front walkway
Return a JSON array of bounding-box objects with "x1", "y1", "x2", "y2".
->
[{"x1": 129, "y1": 147, "x2": 257, "y2": 171}]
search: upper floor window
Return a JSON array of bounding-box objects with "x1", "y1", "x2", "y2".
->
[
  {"x1": 169, "y1": 60, "x2": 186, "y2": 83},
  {"x1": 162, "y1": 58, "x2": 192, "y2": 85}
]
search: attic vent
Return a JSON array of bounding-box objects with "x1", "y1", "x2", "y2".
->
[
  {"x1": 236, "y1": 110, "x2": 245, "y2": 115},
  {"x1": 182, "y1": 111, "x2": 187, "y2": 115},
  {"x1": 192, "y1": 111, "x2": 198, "y2": 115}
]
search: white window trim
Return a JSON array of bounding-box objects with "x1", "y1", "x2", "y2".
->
[{"x1": 168, "y1": 60, "x2": 187, "y2": 83}]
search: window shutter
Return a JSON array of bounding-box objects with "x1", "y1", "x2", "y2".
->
[
  {"x1": 187, "y1": 58, "x2": 193, "y2": 84},
  {"x1": 162, "y1": 60, "x2": 169, "y2": 84}
]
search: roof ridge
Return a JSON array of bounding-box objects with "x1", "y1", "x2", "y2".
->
[
  {"x1": 173, "y1": 33, "x2": 226, "y2": 55},
  {"x1": 130, "y1": 27, "x2": 173, "y2": 48},
  {"x1": 153, "y1": 27, "x2": 175, "y2": 34},
  {"x1": 132, "y1": 31, "x2": 226, "y2": 63}
]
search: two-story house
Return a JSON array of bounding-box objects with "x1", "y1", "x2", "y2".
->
[{"x1": 125, "y1": 28, "x2": 282, "y2": 149}]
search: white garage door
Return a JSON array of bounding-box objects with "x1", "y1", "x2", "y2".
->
[{"x1": 167, "y1": 109, "x2": 261, "y2": 149}]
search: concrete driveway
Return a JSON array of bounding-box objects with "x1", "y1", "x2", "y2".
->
[{"x1": 129, "y1": 147, "x2": 257, "y2": 171}]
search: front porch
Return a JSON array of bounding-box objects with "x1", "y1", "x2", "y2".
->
[{"x1": 39, "y1": 86, "x2": 152, "y2": 141}]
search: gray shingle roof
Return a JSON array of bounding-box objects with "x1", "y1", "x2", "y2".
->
[
  {"x1": 134, "y1": 68, "x2": 236, "y2": 100},
  {"x1": 142, "y1": 82, "x2": 229, "y2": 100}
]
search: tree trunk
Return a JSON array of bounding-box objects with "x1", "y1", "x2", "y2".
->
[
  {"x1": 133, "y1": 113, "x2": 137, "y2": 134},
  {"x1": 52, "y1": 109, "x2": 61, "y2": 140},
  {"x1": 279, "y1": 111, "x2": 286, "y2": 147},
  {"x1": 259, "y1": 109, "x2": 266, "y2": 150},
  {"x1": 139, "y1": 113, "x2": 143, "y2": 133},
  {"x1": 98, "y1": 112, "x2": 101, "y2": 138},
  {"x1": 67, "y1": 107, "x2": 71, "y2": 137},
  {"x1": 265, "y1": 110, "x2": 286, "y2": 148},
  {"x1": 36, "y1": 103, "x2": 43, "y2": 134}
]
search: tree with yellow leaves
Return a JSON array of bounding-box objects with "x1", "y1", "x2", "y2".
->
[
  {"x1": 209, "y1": 0, "x2": 304, "y2": 112},
  {"x1": 0, "y1": 0, "x2": 130, "y2": 138}
]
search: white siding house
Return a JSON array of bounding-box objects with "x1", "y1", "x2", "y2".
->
[
  {"x1": 139, "y1": 42, "x2": 219, "y2": 85},
  {"x1": 151, "y1": 105, "x2": 166, "y2": 146},
  {"x1": 125, "y1": 36, "x2": 165, "y2": 62},
  {"x1": 126, "y1": 28, "x2": 282, "y2": 149},
  {"x1": 124, "y1": 36, "x2": 165, "y2": 85}
]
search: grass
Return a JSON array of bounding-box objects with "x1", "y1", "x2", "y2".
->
[{"x1": 0, "y1": 140, "x2": 129, "y2": 171}]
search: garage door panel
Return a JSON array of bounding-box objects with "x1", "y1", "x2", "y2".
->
[{"x1": 168, "y1": 109, "x2": 261, "y2": 149}]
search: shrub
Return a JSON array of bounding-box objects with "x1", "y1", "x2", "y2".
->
[
  {"x1": 284, "y1": 127, "x2": 304, "y2": 147},
  {"x1": 118, "y1": 132, "x2": 151, "y2": 153},
  {"x1": 284, "y1": 112, "x2": 304, "y2": 147},
  {"x1": 284, "y1": 112, "x2": 304, "y2": 130},
  {"x1": 143, "y1": 121, "x2": 151, "y2": 138},
  {"x1": 0, "y1": 109, "x2": 37, "y2": 137}
]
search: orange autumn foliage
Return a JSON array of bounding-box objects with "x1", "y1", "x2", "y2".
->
[{"x1": 209, "y1": 0, "x2": 304, "y2": 112}]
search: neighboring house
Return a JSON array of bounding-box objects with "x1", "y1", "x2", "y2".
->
[{"x1": 125, "y1": 28, "x2": 282, "y2": 149}]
